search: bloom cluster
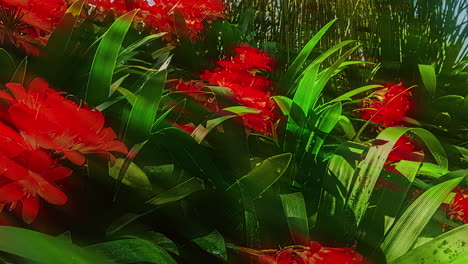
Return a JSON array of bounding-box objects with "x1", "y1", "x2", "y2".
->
[
  {"x1": 257, "y1": 241, "x2": 367, "y2": 264},
  {"x1": 0, "y1": 78, "x2": 127, "y2": 223},
  {"x1": 78, "y1": 0, "x2": 224, "y2": 42},
  {"x1": 0, "y1": 0, "x2": 67, "y2": 55},
  {"x1": 447, "y1": 187, "x2": 468, "y2": 224},
  {"x1": 359, "y1": 82, "x2": 412, "y2": 127},
  {"x1": 176, "y1": 44, "x2": 276, "y2": 134}
]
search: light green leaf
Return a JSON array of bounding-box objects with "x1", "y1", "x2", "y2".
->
[
  {"x1": 280, "y1": 192, "x2": 309, "y2": 245},
  {"x1": 330, "y1": 84, "x2": 383, "y2": 103},
  {"x1": 418, "y1": 64, "x2": 437, "y2": 96},
  {"x1": 109, "y1": 158, "x2": 152, "y2": 191},
  {"x1": 381, "y1": 176, "x2": 464, "y2": 262},
  {"x1": 309, "y1": 102, "x2": 342, "y2": 154},
  {"x1": 0, "y1": 226, "x2": 111, "y2": 264}
]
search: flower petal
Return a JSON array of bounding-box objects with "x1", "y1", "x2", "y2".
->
[
  {"x1": 27, "y1": 150, "x2": 52, "y2": 174},
  {"x1": 22, "y1": 195, "x2": 40, "y2": 224},
  {"x1": 5, "y1": 83, "x2": 27, "y2": 101},
  {"x1": 43, "y1": 167, "x2": 73, "y2": 182},
  {"x1": 63, "y1": 150, "x2": 86, "y2": 166},
  {"x1": 0, "y1": 182, "x2": 24, "y2": 203},
  {"x1": 38, "y1": 182, "x2": 67, "y2": 205}
]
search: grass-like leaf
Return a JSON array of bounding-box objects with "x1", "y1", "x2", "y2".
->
[
  {"x1": 280, "y1": 192, "x2": 310, "y2": 245},
  {"x1": 418, "y1": 64, "x2": 437, "y2": 96},
  {"x1": 86, "y1": 10, "x2": 138, "y2": 106}
]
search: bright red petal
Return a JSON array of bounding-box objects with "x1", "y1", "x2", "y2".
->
[
  {"x1": 5, "y1": 83, "x2": 27, "y2": 101},
  {"x1": 22, "y1": 195, "x2": 40, "y2": 224},
  {"x1": 38, "y1": 182, "x2": 67, "y2": 205},
  {"x1": 27, "y1": 150, "x2": 52, "y2": 174},
  {"x1": 43, "y1": 167, "x2": 73, "y2": 182},
  {"x1": 63, "y1": 150, "x2": 86, "y2": 166},
  {"x1": 0, "y1": 182, "x2": 24, "y2": 203}
]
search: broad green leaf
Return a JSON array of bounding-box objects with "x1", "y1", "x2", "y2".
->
[
  {"x1": 145, "y1": 177, "x2": 204, "y2": 205},
  {"x1": 10, "y1": 57, "x2": 27, "y2": 84},
  {"x1": 381, "y1": 176, "x2": 464, "y2": 262},
  {"x1": 0, "y1": 226, "x2": 111, "y2": 264},
  {"x1": 87, "y1": 239, "x2": 176, "y2": 264},
  {"x1": 0, "y1": 48, "x2": 15, "y2": 82},
  {"x1": 418, "y1": 64, "x2": 437, "y2": 96},
  {"x1": 109, "y1": 158, "x2": 152, "y2": 191},
  {"x1": 348, "y1": 127, "x2": 448, "y2": 224},
  {"x1": 272, "y1": 96, "x2": 293, "y2": 116},
  {"x1": 125, "y1": 69, "x2": 167, "y2": 143},
  {"x1": 284, "y1": 19, "x2": 337, "y2": 87},
  {"x1": 226, "y1": 153, "x2": 292, "y2": 203},
  {"x1": 330, "y1": 84, "x2": 383, "y2": 103},
  {"x1": 418, "y1": 163, "x2": 450, "y2": 178},
  {"x1": 192, "y1": 230, "x2": 227, "y2": 261},
  {"x1": 337, "y1": 115, "x2": 357, "y2": 140},
  {"x1": 280, "y1": 192, "x2": 309, "y2": 245},
  {"x1": 86, "y1": 10, "x2": 138, "y2": 106}
]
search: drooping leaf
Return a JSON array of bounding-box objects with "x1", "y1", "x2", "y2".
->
[
  {"x1": 280, "y1": 192, "x2": 309, "y2": 245},
  {"x1": 192, "y1": 230, "x2": 227, "y2": 261},
  {"x1": 145, "y1": 177, "x2": 204, "y2": 206},
  {"x1": 390, "y1": 224, "x2": 468, "y2": 264},
  {"x1": 0, "y1": 226, "x2": 111, "y2": 264},
  {"x1": 418, "y1": 64, "x2": 437, "y2": 96},
  {"x1": 86, "y1": 10, "x2": 138, "y2": 106},
  {"x1": 381, "y1": 176, "x2": 464, "y2": 262},
  {"x1": 330, "y1": 84, "x2": 383, "y2": 103},
  {"x1": 226, "y1": 153, "x2": 292, "y2": 203},
  {"x1": 109, "y1": 158, "x2": 152, "y2": 190},
  {"x1": 87, "y1": 239, "x2": 176, "y2": 264}
]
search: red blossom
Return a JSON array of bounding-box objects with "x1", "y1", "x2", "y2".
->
[
  {"x1": 0, "y1": 78, "x2": 128, "y2": 166},
  {"x1": 384, "y1": 135, "x2": 423, "y2": 172},
  {"x1": 358, "y1": 83, "x2": 412, "y2": 127},
  {"x1": 257, "y1": 241, "x2": 367, "y2": 264},
  {"x1": 447, "y1": 188, "x2": 468, "y2": 223},
  {"x1": 0, "y1": 149, "x2": 71, "y2": 223}
]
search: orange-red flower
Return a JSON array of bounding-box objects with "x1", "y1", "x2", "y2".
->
[
  {"x1": 0, "y1": 149, "x2": 71, "y2": 223},
  {"x1": 358, "y1": 83, "x2": 412, "y2": 127},
  {"x1": 0, "y1": 78, "x2": 128, "y2": 166},
  {"x1": 447, "y1": 188, "x2": 468, "y2": 223},
  {"x1": 257, "y1": 241, "x2": 367, "y2": 264}
]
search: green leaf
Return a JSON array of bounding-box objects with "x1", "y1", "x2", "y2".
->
[
  {"x1": 192, "y1": 230, "x2": 227, "y2": 261},
  {"x1": 223, "y1": 106, "x2": 262, "y2": 115},
  {"x1": 284, "y1": 19, "x2": 337, "y2": 87},
  {"x1": 118, "y1": 33, "x2": 166, "y2": 65},
  {"x1": 125, "y1": 69, "x2": 167, "y2": 143},
  {"x1": 106, "y1": 212, "x2": 153, "y2": 236},
  {"x1": 226, "y1": 153, "x2": 292, "y2": 203},
  {"x1": 145, "y1": 177, "x2": 204, "y2": 206},
  {"x1": 87, "y1": 239, "x2": 176, "y2": 264},
  {"x1": 192, "y1": 115, "x2": 236, "y2": 143},
  {"x1": 0, "y1": 226, "x2": 111, "y2": 264},
  {"x1": 0, "y1": 48, "x2": 15, "y2": 82},
  {"x1": 330, "y1": 84, "x2": 383, "y2": 103},
  {"x1": 10, "y1": 57, "x2": 27, "y2": 84},
  {"x1": 381, "y1": 176, "x2": 464, "y2": 262},
  {"x1": 86, "y1": 10, "x2": 138, "y2": 106},
  {"x1": 390, "y1": 225, "x2": 468, "y2": 264},
  {"x1": 418, "y1": 64, "x2": 437, "y2": 96},
  {"x1": 280, "y1": 192, "x2": 309, "y2": 245},
  {"x1": 309, "y1": 102, "x2": 342, "y2": 155},
  {"x1": 109, "y1": 158, "x2": 152, "y2": 191}
]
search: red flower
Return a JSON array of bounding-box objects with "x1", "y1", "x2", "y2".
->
[
  {"x1": 383, "y1": 135, "x2": 423, "y2": 172},
  {"x1": 0, "y1": 149, "x2": 71, "y2": 223},
  {"x1": 257, "y1": 241, "x2": 366, "y2": 264},
  {"x1": 0, "y1": 78, "x2": 128, "y2": 166},
  {"x1": 447, "y1": 188, "x2": 468, "y2": 223},
  {"x1": 359, "y1": 83, "x2": 412, "y2": 127},
  {"x1": 218, "y1": 45, "x2": 273, "y2": 72}
]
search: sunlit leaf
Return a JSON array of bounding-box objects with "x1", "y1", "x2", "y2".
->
[
  {"x1": 109, "y1": 158, "x2": 152, "y2": 191},
  {"x1": 192, "y1": 230, "x2": 227, "y2": 261},
  {"x1": 280, "y1": 192, "x2": 309, "y2": 245},
  {"x1": 418, "y1": 64, "x2": 437, "y2": 96}
]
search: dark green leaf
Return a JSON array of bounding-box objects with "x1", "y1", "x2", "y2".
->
[{"x1": 192, "y1": 230, "x2": 227, "y2": 261}]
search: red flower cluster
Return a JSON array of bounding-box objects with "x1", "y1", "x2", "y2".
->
[
  {"x1": 0, "y1": 0, "x2": 67, "y2": 55},
  {"x1": 359, "y1": 83, "x2": 412, "y2": 127},
  {"x1": 447, "y1": 188, "x2": 468, "y2": 223},
  {"x1": 0, "y1": 78, "x2": 127, "y2": 223},
  {"x1": 258, "y1": 241, "x2": 367, "y2": 264},
  {"x1": 79, "y1": 0, "x2": 224, "y2": 42},
  {"x1": 198, "y1": 45, "x2": 276, "y2": 134}
]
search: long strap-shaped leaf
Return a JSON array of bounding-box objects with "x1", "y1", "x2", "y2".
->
[
  {"x1": 280, "y1": 192, "x2": 309, "y2": 246},
  {"x1": 347, "y1": 127, "x2": 448, "y2": 225},
  {"x1": 0, "y1": 226, "x2": 112, "y2": 264},
  {"x1": 381, "y1": 175, "x2": 464, "y2": 262},
  {"x1": 86, "y1": 10, "x2": 138, "y2": 106},
  {"x1": 389, "y1": 224, "x2": 468, "y2": 264}
]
